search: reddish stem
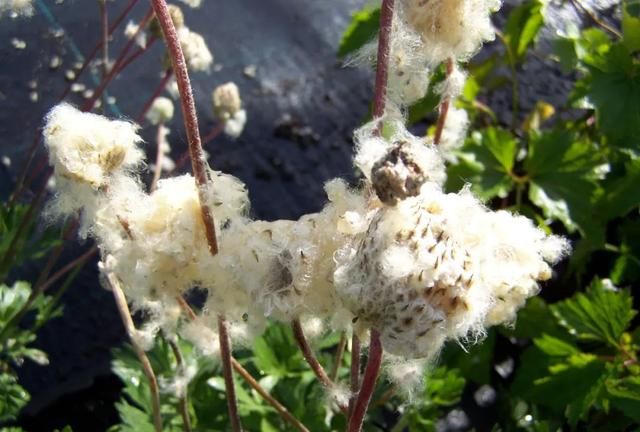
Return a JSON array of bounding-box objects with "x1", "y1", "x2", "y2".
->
[
  {"x1": 83, "y1": 7, "x2": 155, "y2": 112},
  {"x1": 292, "y1": 319, "x2": 348, "y2": 414},
  {"x1": 9, "y1": 0, "x2": 141, "y2": 206},
  {"x1": 218, "y1": 315, "x2": 243, "y2": 432},
  {"x1": 347, "y1": 330, "x2": 383, "y2": 432},
  {"x1": 135, "y1": 68, "x2": 173, "y2": 124},
  {"x1": 150, "y1": 123, "x2": 167, "y2": 191},
  {"x1": 349, "y1": 334, "x2": 361, "y2": 416},
  {"x1": 433, "y1": 58, "x2": 454, "y2": 146},
  {"x1": 150, "y1": 0, "x2": 218, "y2": 255},
  {"x1": 117, "y1": 36, "x2": 158, "y2": 75},
  {"x1": 372, "y1": 0, "x2": 395, "y2": 122}
]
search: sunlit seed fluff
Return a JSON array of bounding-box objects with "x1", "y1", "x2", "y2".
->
[
  {"x1": 178, "y1": 27, "x2": 213, "y2": 72},
  {"x1": 438, "y1": 106, "x2": 469, "y2": 163},
  {"x1": 435, "y1": 65, "x2": 466, "y2": 101},
  {"x1": 399, "y1": 0, "x2": 500, "y2": 65},
  {"x1": 146, "y1": 97, "x2": 174, "y2": 125},
  {"x1": 179, "y1": 0, "x2": 202, "y2": 8},
  {"x1": 334, "y1": 184, "x2": 568, "y2": 359},
  {"x1": 124, "y1": 20, "x2": 147, "y2": 49},
  {"x1": 212, "y1": 82, "x2": 242, "y2": 121},
  {"x1": 43, "y1": 103, "x2": 143, "y2": 189},
  {"x1": 385, "y1": 356, "x2": 428, "y2": 401}
]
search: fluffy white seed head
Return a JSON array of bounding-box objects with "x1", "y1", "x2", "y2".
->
[
  {"x1": 334, "y1": 184, "x2": 568, "y2": 358},
  {"x1": 398, "y1": 0, "x2": 500, "y2": 65},
  {"x1": 146, "y1": 97, "x2": 175, "y2": 125},
  {"x1": 212, "y1": 82, "x2": 242, "y2": 120},
  {"x1": 179, "y1": 0, "x2": 202, "y2": 8},
  {"x1": 178, "y1": 27, "x2": 213, "y2": 72},
  {"x1": 224, "y1": 109, "x2": 247, "y2": 138},
  {"x1": 43, "y1": 103, "x2": 143, "y2": 189},
  {"x1": 438, "y1": 107, "x2": 469, "y2": 162}
]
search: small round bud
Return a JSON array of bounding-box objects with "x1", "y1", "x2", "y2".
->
[
  {"x1": 146, "y1": 97, "x2": 175, "y2": 125},
  {"x1": 371, "y1": 141, "x2": 426, "y2": 206},
  {"x1": 212, "y1": 82, "x2": 242, "y2": 121}
]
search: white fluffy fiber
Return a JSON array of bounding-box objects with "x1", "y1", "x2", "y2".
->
[{"x1": 0, "y1": 0, "x2": 33, "y2": 18}]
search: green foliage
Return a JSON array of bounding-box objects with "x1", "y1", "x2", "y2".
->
[
  {"x1": 502, "y1": 0, "x2": 545, "y2": 63},
  {"x1": 338, "y1": 6, "x2": 380, "y2": 58},
  {"x1": 0, "y1": 281, "x2": 61, "y2": 423},
  {"x1": 0, "y1": 203, "x2": 61, "y2": 281}
]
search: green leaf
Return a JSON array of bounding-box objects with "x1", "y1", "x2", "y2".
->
[
  {"x1": 446, "y1": 128, "x2": 517, "y2": 199},
  {"x1": 597, "y1": 153, "x2": 640, "y2": 220},
  {"x1": 581, "y1": 43, "x2": 640, "y2": 149},
  {"x1": 607, "y1": 376, "x2": 640, "y2": 421},
  {"x1": 550, "y1": 279, "x2": 637, "y2": 347},
  {"x1": 512, "y1": 350, "x2": 607, "y2": 419},
  {"x1": 338, "y1": 6, "x2": 380, "y2": 58},
  {"x1": 407, "y1": 67, "x2": 446, "y2": 125},
  {"x1": 623, "y1": 0, "x2": 640, "y2": 52},
  {"x1": 525, "y1": 130, "x2": 605, "y2": 234},
  {"x1": 0, "y1": 374, "x2": 30, "y2": 423},
  {"x1": 506, "y1": 297, "x2": 567, "y2": 340},
  {"x1": 503, "y1": 0, "x2": 545, "y2": 62},
  {"x1": 441, "y1": 330, "x2": 495, "y2": 385},
  {"x1": 534, "y1": 335, "x2": 579, "y2": 357},
  {"x1": 611, "y1": 220, "x2": 640, "y2": 284}
]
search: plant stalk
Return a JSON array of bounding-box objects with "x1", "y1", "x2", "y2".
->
[
  {"x1": 347, "y1": 330, "x2": 383, "y2": 432},
  {"x1": 167, "y1": 337, "x2": 193, "y2": 432},
  {"x1": 150, "y1": 0, "x2": 218, "y2": 255},
  {"x1": 105, "y1": 268, "x2": 163, "y2": 432},
  {"x1": 217, "y1": 315, "x2": 243, "y2": 432},
  {"x1": 433, "y1": 58, "x2": 454, "y2": 145}
]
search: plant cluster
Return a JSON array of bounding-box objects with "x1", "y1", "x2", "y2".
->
[{"x1": 0, "y1": 0, "x2": 639, "y2": 431}]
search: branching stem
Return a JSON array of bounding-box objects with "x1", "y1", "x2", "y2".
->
[
  {"x1": 433, "y1": 58, "x2": 454, "y2": 145},
  {"x1": 105, "y1": 268, "x2": 163, "y2": 432}
]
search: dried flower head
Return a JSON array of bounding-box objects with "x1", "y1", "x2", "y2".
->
[{"x1": 146, "y1": 97, "x2": 175, "y2": 125}]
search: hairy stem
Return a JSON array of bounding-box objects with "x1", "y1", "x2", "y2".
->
[
  {"x1": 372, "y1": 0, "x2": 395, "y2": 122},
  {"x1": 231, "y1": 358, "x2": 311, "y2": 432},
  {"x1": 99, "y1": 0, "x2": 109, "y2": 91},
  {"x1": 330, "y1": 331, "x2": 347, "y2": 382},
  {"x1": 291, "y1": 319, "x2": 348, "y2": 414},
  {"x1": 167, "y1": 337, "x2": 193, "y2": 432},
  {"x1": 150, "y1": 0, "x2": 219, "y2": 256},
  {"x1": 217, "y1": 316, "x2": 243, "y2": 432},
  {"x1": 347, "y1": 330, "x2": 383, "y2": 432},
  {"x1": 106, "y1": 269, "x2": 163, "y2": 432},
  {"x1": 433, "y1": 58, "x2": 454, "y2": 145},
  {"x1": 348, "y1": 334, "x2": 361, "y2": 416}
]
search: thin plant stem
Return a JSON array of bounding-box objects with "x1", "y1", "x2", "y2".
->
[
  {"x1": 172, "y1": 122, "x2": 224, "y2": 173},
  {"x1": 105, "y1": 268, "x2": 163, "y2": 432},
  {"x1": 8, "y1": 0, "x2": 140, "y2": 207},
  {"x1": 330, "y1": 331, "x2": 347, "y2": 382},
  {"x1": 83, "y1": 7, "x2": 155, "y2": 112},
  {"x1": 167, "y1": 337, "x2": 193, "y2": 432},
  {"x1": 174, "y1": 297, "x2": 310, "y2": 431},
  {"x1": 494, "y1": 29, "x2": 519, "y2": 131},
  {"x1": 291, "y1": 319, "x2": 348, "y2": 414},
  {"x1": 291, "y1": 319, "x2": 332, "y2": 387},
  {"x1": 135, "y1": 69, "x2": 173, "y2": 124},
  {"x1": 37, "y1": 246, "x2": 97, "y2": 295},
  {"x1": 99, "y1": 0, "x2": 109, "y2": 89},
  {"x1": 569, "y1": 0, "x2": 621, "y2": 38},
  {"x1": 117, "y1": 36, "x2": 159, "y2": 75},
  {"x1": 349, "y1": 334, "x2": 360, "y2": 416},
  {"x1": 347, "y1": 330, "x2": 383, "y2": 432},
  {"x1": 372, "y1": 0, "x2": 395, "y2": 122},
  {"x1": 231, "y1": 358, "x2": 311, "y2": 432},
  {"x1": 151, "y1": 123, "x2": 168, "y2": 191},
  {"x1": 372, "y1": 386, "x2": 395, "y2": 408},
  {"x1": 217, "y1": 315, "x2": 243, "y2": 432},
  {"x1": 150, "y1": 0, "x2": 219, "y2": 256},
  {"x1": 433, "y1": 58, "x2": 454, "y2": 145}
]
